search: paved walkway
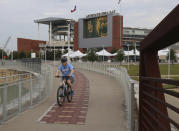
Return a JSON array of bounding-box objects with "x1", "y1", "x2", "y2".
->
[
  {"x1": 39, "y1": 71, "x2": 90, "y2": 124},
  {"x1": 0, "y1": 70, "x2": 129, "y2": 131}
]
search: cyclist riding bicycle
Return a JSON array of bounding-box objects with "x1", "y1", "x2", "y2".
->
[{"x1": 56, "y1": 57, "x2": 74, "y2": 95}]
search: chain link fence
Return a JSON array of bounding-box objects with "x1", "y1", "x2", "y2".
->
[{"x1": 0, "y1": 60, "x2": 53, "y2": 123}]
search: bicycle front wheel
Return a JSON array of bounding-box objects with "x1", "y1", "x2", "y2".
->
[
  {"x1": 57, "y1": 86, "x2": 65, "y2": 106},
  {"x1": 67, "y1": 87, "x2": 72, "y2": 102}
]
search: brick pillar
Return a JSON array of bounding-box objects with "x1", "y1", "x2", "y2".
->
[
  {"x1": 74, "y1": 22, "x2": 79, "y2": 51},
  {"x1": 112, "y1": 15, "x2": 123, "y2": 50}
]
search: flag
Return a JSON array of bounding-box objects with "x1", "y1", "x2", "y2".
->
[
  {"x1": 71, "y1": 5, "x2": 76, "y2": 13},
  {"x1": 118, "y1": 0, "x2": 121, "y2": 4}
]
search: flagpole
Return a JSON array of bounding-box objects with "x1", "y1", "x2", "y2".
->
[{"x1": 168, "y1": 48, "x2": 170, "y2": 79}]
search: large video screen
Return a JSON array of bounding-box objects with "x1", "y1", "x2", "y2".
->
[
  {"x1": 78, "y1": 15, "x2": 113, "y2": 48},
  {"x1": 83, "y1": 16, "x2": 108, "y2": 38}
]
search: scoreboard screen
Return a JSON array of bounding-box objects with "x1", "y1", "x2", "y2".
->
[{"x1": 83, "y1": 16, "x2": 107, "y2": 38}]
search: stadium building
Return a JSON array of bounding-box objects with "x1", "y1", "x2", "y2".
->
[
  {"x1": 34, "y1": 17, "x2": 75, "y2": 54},
  {"x1": 17, "y1": 13, "x2": 154, "y2": 56},
  {"x1": 123, "y1": 27, "x2": 152, "y2": 51},
  {"x1": 17, "y1": 18, "x2": 75, "y2": 56}
]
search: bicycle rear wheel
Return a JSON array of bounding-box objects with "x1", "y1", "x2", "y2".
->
[
  {"x1": 67, "y1": 87, "x2": 72, "y2": 102},
  {"x1": 57, "y1": 86, "x2": 65, "y2": 106}
]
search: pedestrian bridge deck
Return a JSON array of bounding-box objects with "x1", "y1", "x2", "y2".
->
[{"x1": 0, "y1": 70, "x2": 129, "y2": 131}]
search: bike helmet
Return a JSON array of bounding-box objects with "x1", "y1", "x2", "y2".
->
[{"x1": 61, "y1": 57, "x2": 67, "y2": 63}]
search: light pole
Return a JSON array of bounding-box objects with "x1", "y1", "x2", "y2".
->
[
  {"x1": 67, "y1": 20, "x2": 71, "y2": 62},
  {"x1": 168, "y1": 48, "x2": 170, "y2": 79},
  {"x1": 127, "y1": 44, "x2": 130, "y2": 70},
  {"x1": 54, "y1": 44, "x2": 55, "y2": 66},
  {"x1": 103, "y1": 45, "x2": 104, "y2": 62},
  {"x1": 45, "y1": 45, "x2": 47, "y2": 62},
  {"x1": 134, "y1": 42, "x2": 136, "y2": 63}
]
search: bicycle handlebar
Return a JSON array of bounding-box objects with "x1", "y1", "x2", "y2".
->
[
  {"x1": 55, "y1": 76, "x2": 62, "y2": 78},
  {"x1": 55, "y1": 76, "x2": 71, "y2": 79}
]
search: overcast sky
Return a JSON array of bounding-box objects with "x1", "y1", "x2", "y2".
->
[{"x1": 0, "y1": 0, "x2": 178, "y2": 51}]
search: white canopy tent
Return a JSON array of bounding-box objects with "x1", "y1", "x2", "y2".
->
[
  {"x1": 176, "y1": 54, "x2": 179, "y2": 58},
  {"x1": 111, "y1": 53, "x2": 117, "y2": 56},
  {"x1": 135, "y1": 49, "x2": 140, "y2": 56},
  {"x1": 96, "y1": 49, "x2": 113, "y2": 56},
  {"x1": 158, "y1": 48, "x2": 169, "y2": 56},
  {"x1": 62, "y1": 50, "x2": 75, "y2": 58},
  {"x1": 124, "y1": 50, "x2": 134, "y2": 56},
  {"x1": 124, "y1": 49, "x2": 140, "y2": 56},
  {"x1": 72, "y1": 50, "x2": 87, "y2": 58},
  {"x1": 62, "y1": 50, "x2": 86, "y2": 58}
]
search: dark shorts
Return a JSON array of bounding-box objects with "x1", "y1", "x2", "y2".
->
[{"x1": 62, "y1": 76, "x2": 74, "y2": 84}]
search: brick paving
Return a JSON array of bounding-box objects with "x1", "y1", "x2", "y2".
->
[{"x1": 39, "y1": 71, "x2": 89, "y2": 124}]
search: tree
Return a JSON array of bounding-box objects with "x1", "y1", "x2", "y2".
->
[
  {"x1": 115, "y1": 49, "x2": 125, "y2": 64},
  {"x1": 56, "y1": 50, "x2": 62, "y2": 60},
  {"x1": 46, "y1": 50, "x2": 54, "y2": 60},
  {"x1": 19, "y1": 51, "x2": 26, "y2": 59},
  {"x1": 13, "y1": 51, "x2": 18, "y2": 59},
  {"x1": 26, "y1": 52, "x2": 31, "y2": 58},
  {"x1": 167, "y1": 49, "x2": 176, "y2": 64},
  {"x1": 110, "y1": 48, "x2": 117, "y2": 54},
  {"x1": 64, "y1": 49, "x2": 68, "y2": 54},
  {"x1": 86, "y1": 49, "x2": 98, "y2": 62},
  {"x1": 0, "y1": 49, "x2": 7, "y2": 60},
  {"x1": 9, "y1": 51, "x2": 18, "y2": 60}
]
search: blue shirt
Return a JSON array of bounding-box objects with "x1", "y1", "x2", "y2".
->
[{"x1": 58, "y1": 63, "x2": 74, "y2": 78}]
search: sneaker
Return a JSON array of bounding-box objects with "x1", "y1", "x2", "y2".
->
[
  {"x1": 59, "y1": 92, "x2": 64, "y2": 97},
  {"x1": 59, "y1": 90, "x2": 64, "y2": 97},
  {"x1": 71, "y1": 90, "x2": 74, "y2": 96}
]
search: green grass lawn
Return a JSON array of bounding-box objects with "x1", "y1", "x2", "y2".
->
[
  {"x1": 120, "y1": 64, "x2": 179, "y2": 76},
  {"x1": 118, "y1": 64, "x2": 179, "y2": 89}
]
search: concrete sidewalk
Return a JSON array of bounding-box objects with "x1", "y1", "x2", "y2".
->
[{"x1": 0, "y1": 70, "x2": 129, "y2": 131}]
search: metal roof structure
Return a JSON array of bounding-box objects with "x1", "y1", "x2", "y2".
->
[{"x1": 34, "y1": 17, "x2": 74, "y2": 25}]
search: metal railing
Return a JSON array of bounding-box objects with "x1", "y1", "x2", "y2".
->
[
  {"x1": 139, "y1": 4, "x2": 179, "y2": 131},
  {"x1": 140, "y1": 77, "x2": 179, "y2": 130},
  {"x1": 72, "y1": 62, "x2": 135, "y2": 131},
  {"x1": 1, "y1": 60, "x2": 41, "y2": 73},
  {"x1": 0, "y1": 61, "x2": 54, "y2": 123}
]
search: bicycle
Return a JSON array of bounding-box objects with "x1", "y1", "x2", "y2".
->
[{"x1": 55, "y1": 76, "x2": 73, "y2": 106}]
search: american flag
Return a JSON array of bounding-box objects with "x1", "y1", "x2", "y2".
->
[
  {"x1": 71, "y1": 5, "x2": 76, "y2": 13},
  {"x1": 118, "y1": 0, "x2": 122, "y2": 4}
]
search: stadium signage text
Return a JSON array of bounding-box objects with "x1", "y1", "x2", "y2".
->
[{"x1": 86, "y1": 10, "x2": 116, "y2": 19}]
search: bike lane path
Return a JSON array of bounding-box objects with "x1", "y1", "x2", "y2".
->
[
  {"x1": 0, "y1": 69, "x2": 129, "y2": 131},
  {"x1": 39, "y1": 71, "x2": 90, "y2": 124}
]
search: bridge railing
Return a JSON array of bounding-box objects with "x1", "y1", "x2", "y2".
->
[
  {"x1": 0, "y1": 61, "x2": 54, "y2": 123},
  {"x1": 139, "y1": 4, "x2": 179, "y2": 131},
  {"x1": 140, "y1": 77, "x2": 179, "y2": 130},
  {"x1": 72, "y1": 62, "x2": 135, "y2": 131},
  {"x1": 1, "y1": 59, "x2": 41, "y2": 73}
]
